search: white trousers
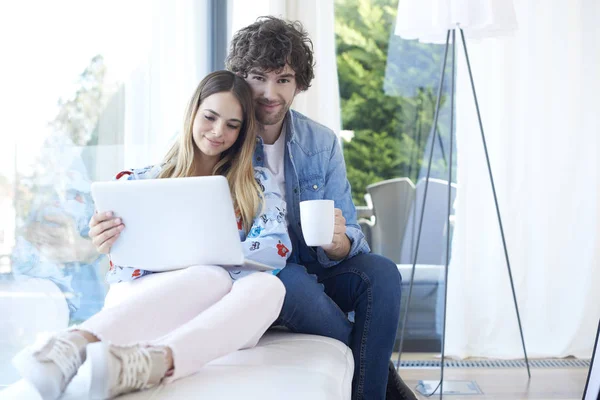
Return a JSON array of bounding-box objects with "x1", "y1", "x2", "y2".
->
[{"x1": 79, "y1": 265, "x2": 285, "y2": 382}]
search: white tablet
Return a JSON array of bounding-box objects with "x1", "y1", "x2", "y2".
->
[{"x1": 91, "y1": 175, "x2": 275, "y2": 272}]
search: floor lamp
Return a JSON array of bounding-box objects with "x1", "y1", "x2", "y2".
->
[{"x1": 392, "y1": 1, "x2": 531, "y2": 398}]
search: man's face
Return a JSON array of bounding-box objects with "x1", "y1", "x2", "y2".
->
[{"x1": 244, "y1": 64, "x2": 299, "y2": 126}]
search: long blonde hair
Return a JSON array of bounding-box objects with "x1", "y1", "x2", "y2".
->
[{"x1": 158, "y1": 70, "x2": 262, "y2": 233}]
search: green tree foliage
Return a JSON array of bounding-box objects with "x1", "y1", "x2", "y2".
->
[{"x1": 335, "y1": 0, "x2": 454, "y2": 205}]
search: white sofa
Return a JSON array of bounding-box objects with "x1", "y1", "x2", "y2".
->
[
  {"x1": 3, "y1": 332, "x2": 353, "y2": 400},
  {"x1": 1, "y1": 278, "x2": 354, "y2": 400}
]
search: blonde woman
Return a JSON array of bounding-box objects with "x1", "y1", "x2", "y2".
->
[{"x1": 13, "y1": 70, "x2": 291, "y2": 400}]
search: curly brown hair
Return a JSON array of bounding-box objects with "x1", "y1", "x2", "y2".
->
[{"x1": 226, "y1": 16, "x2": 315, "y2": 91}]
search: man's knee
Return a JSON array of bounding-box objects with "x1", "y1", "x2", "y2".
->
[
  {"x1": 353, "y1": 253, "x2": 402, "y2": 299},
  {"x1": 373, "y1": 253, "x2": 401, "y2": 284},
  {"x1": 355, "y1": 253, "x2": 400, "y2": 281}
]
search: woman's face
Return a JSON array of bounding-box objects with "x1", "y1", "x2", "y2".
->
[{"x1": 192, "y1": 91, "x2": 244, "y2": 159}]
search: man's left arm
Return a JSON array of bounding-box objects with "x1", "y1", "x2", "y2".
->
[{"x1": 317, "y1": 136, "x2": 370, "y2": 267}]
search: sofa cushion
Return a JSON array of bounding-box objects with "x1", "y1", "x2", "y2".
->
[{"x1": 2, "y1": 332, "x2": 354, "y2": 400}]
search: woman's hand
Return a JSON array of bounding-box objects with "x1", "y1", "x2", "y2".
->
[{"x1": 88, "y1": 211, "x2": 124, "y2": 254}]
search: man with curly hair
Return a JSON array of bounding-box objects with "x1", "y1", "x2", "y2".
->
[{"x1": 226, "y1": 16, "x2": 416, "y2": 400}]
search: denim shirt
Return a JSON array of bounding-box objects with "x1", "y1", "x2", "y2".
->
[{"x1": 253, "y1": 109, "x2": 370, "y2": 268}]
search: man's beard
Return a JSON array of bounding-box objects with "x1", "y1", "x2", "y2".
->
[{"x1": 256, "y1": 101, "x2": 290, "y2": 126}]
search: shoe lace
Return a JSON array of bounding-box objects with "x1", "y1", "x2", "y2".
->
[
  {"x1": 116, "y1": 346, "x2": 153, "y2": 391},
  {"x1": 35, "y1": 336, "x2": 82, "y2": 383}
]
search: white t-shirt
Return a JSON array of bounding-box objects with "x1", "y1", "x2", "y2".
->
[{"x1": 262, "y1": 128, "x2": 286, "y2": 203}]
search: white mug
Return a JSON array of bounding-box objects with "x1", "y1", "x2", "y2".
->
[{"x1": 300, "y1": 200, "x2": 335, "y2": 247}]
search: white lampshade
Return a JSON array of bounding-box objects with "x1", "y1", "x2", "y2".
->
[{"x1": 395, "y1": 0, "x2": 518, "y2": 43}]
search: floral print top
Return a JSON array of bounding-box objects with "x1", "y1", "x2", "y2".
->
[{"x1": 105, "y1": 165, "x2": 291, "y2": 283}]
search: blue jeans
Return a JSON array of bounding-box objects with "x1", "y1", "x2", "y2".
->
[{"x1": 274, "y1": 253, "x2": 402, "y2": 400}]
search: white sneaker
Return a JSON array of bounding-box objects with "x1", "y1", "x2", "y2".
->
[
  {"x1": 87, "y1": 342, "x2": 168, "y2": 399},
  {"x1": 12, "y1": 332, "x2": 87, "y2": 400}
]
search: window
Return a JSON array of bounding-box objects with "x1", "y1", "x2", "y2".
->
[
  {"x1": 335, "y1": 0, "x2": 457, "y2": 352},
  {"x1": 0, "y1": 0, "x2": 216, "y2": 386}
]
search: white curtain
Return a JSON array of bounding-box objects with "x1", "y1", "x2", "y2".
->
[
  {"x1": 123, "y1": 0, "x2": 211, "y2": 169},
  {"x1": 229, "y1": 0, "x2": 341, "y2": 134},
  {"x1": 446, "y1": 0, "x2": 600, "y2": 358},
  {"x1": 396, "y1": 0, "x2": 518, "y2": 43}
]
